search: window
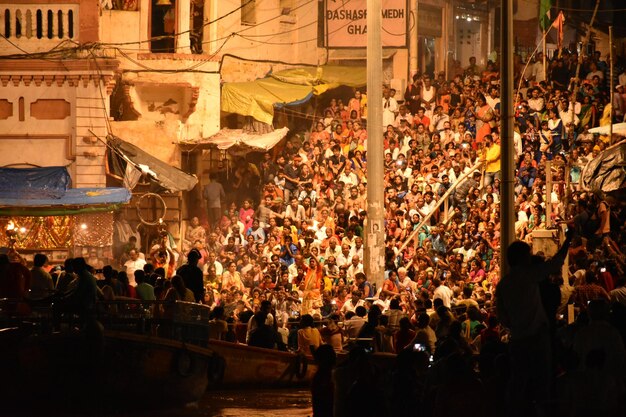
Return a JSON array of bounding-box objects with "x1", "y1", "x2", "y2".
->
[
  {"x1": 150, "y1": 0, "x2": 177, "y2": 53},
  {"x1": 279, "y1": 0, "x2": 296, "y2": 24},
  {"x1": 241, "y1": 0, "x2": 256, "y2": 26},
  {"x1": 280, "y1": 0, "x2": 294, "y2": 16}
]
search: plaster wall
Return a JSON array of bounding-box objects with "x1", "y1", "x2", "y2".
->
[{"x1": 0, "y1": 75, "x2": 112, "y2": 188}]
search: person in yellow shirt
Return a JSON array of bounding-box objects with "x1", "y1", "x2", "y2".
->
[
  {"x1": 297, "y1": 314, "x2": 321, "y2": 356},
  {"x1": 482, "y1": 134, "x2": 501, "y2": 187}
]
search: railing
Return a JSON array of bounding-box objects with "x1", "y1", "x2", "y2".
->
[
  {"x1": 0, "y1": 3, "x2": 79, "y2": 53},
  {"x1": 397, "y1": 161, "x2": 484, "y2": 254},
  {"x1": 0, "y1": 298, "x2": 214, "y2": 348}
]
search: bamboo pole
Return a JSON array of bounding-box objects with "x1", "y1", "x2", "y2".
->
[
  {"x1": 397, "y1": 161, "x2": 483, "y2": 254},
  {"x1": 545, "y1": 160, "x2": 552, "y2": 228},
  {"x1": 610, "y1": 26, "x2": 614, "y2": 144},
  {"x1": 568, "y1": 0, "x2": 600, "y2": 137},
  {"x1": 542, "y1": 30, "x2": 547, "y2": 80}
]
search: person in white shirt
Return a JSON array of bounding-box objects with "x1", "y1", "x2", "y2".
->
[
  {"x1": 394, "y1": 105, "x2": 413, "y2": 128},
  {"x1": 344, "y1": 305, "x2": 367, "y2": 339},
  {"x1": 395, "y1": 154, "x2": 412, "y2": 180},
  {"x1": 513, "y1": 129, "x2": 523, "y2": 159},
  {"x1": 486, "y1": 86, "x2": 500, "y2": 111},
  {"x1": 203, "y1": 251, "x2": 223, "y2": 276},
  {"x1": 325, "y1": 237, "x2": 342, "y2": 261},
  {"x1": 382, "y1": 88, "x2": 399, "y2": 130},
  {"x1": 432, "y1": 278, "x2": 454, "y2": 308},
  {"x1": 346, "y1": 255, "x2": 364, "y2": 283},
  {"x1": 352, "y1": 237, "x2": 364, "y2": 261},
  {"x1": 452, "y1": 240, "x2": 476, "y2": 269},
  {"x1": 285, "y1": 197, "x2": 306, "y2": 223},
  {"x1": 337, "y1": 164, "x2": 359, "y2": 188},
  {"x1": 558, "y1": 100, "x2": 579, "y2": 128},
  {"x1": 340, "y1": 291, "x2": 365, "y2": 315},
  {"x1": 430, "y1": 105, "x2": 449, "y2": 133},
  {"x1": 336, "y1": 244, "x2": 352, "y2": 268},
  {"x1": 124, "y1": 249, "x2": 147, "y2": 286}
]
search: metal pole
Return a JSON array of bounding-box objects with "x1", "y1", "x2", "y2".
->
[
  {"x1": 365, "y1": 0, "x2": 385, "y2": 289},
  {"x1": 545, "y1": 160, "x2": 552, "y2": 228},
  {"x1": 409, "y1": 0, "x2": 419, "y2": 78},
  {"x1": 542, "y1": 30, "x2": 547, "y2": 81},
  {"x1": 500, "y1": 0, "x2": 515, "y2": 276},
  {"x1": 610, "y1": 26, "x2": 614, "y2": 144}
]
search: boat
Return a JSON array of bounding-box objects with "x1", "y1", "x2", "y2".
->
[
  {"x1": 0, "y1": 297, "x2": 397, "y2": 411},
  {"x1": 206, "y1": 338, "x2": 316, "y2": 388},
  {"x1": 0, "y1": 299, "x2": 211, "y2": 410}
]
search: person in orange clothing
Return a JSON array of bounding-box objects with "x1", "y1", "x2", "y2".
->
[
  {"x1": 301, "y1": 256, "x2": 323, "y2": 316},
  {"x1": 475, "y1": 93, "x2": 495, "y2": 146}
]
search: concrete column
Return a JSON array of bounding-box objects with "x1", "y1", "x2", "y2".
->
[
  {"x1": 176, "y1": 0, "x2": 191, "y2": 53},
  {"x1": 409, "y1": 0, "x2": 418, "y2": 78},
  {"x1": 365, "y1": 0, "x2": 385, "y2": 288}
]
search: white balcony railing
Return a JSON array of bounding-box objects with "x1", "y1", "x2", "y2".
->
[{"x1": 0, "y1": 3, "x2": 79, "y2": 53}]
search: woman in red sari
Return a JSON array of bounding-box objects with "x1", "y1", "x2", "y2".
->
[{"x1": 475, "y1": 93, "x2": 494, "y2": 146}]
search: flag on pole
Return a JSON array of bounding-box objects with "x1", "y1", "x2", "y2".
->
[
  {"x1": 552, "y1": 11, "x2": 565, "y2": 51},
  {"x1": 539, "y1": 0, "x2": 554, "y2": 31}
]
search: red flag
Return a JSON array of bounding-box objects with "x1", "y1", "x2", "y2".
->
[{"x1": 552, "y1": 11, "x2": 565, "y2": 51}]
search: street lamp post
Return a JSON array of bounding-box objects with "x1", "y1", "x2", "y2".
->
[
  {"x1": 500, "y1": 0, "x2": 515, "y2": 276},
  {"x1": 365, "y1": 0, "x2": 385, "y2": 289}
]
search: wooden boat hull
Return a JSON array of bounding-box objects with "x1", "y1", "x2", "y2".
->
[
  {"x1": 206, "y1": 340, "x2": 317, "y2": 388},
  {"x1": 103, "y1": 331, "x2": 210, "y2": 406},
  {"x1": 0, "y1": 327, "x2": 209, "y2": 410}
]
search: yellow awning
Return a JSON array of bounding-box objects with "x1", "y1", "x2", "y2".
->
[{"x1": 221, "y1": 65, "x2": 367, "y2": 125}]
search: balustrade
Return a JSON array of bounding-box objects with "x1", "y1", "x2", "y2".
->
[{"x1": 0, "y1": 3, "x2": 78, "y2": 53}]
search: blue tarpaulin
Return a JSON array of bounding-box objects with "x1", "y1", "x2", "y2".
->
[
  {"x1": 0, "y1": 187, "x2": 131, "y2": 216},
  {"x1": 0, "y1": 167, "x2": 131, "y2": 215},
  {"x1": 0, "y1": 187, "x2": 131, "y2": 208},
  {"x1": 0, "y1": 166, "x2": 71, "y2": 199}
]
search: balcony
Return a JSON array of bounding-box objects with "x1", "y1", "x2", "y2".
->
[{"x1": 0, "y1": 3, "x2": 79, "y2": 54}]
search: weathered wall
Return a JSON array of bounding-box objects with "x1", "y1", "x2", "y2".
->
[{"x1": 0, "y1": 61, "x2": 117, "y2": 188}]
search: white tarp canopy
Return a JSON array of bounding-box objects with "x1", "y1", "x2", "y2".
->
[
  {"x1": 588, "y1": 123, "x2": 626, "y2": 136},
  {"x1": 181, "y1": 127, "x2": 289, "y2": 151}
]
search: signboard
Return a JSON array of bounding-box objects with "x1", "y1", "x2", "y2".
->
[
  {"x1": 418, "y1": 4, "x2": 442, "y2": 38},
  {"x1": 325, "y1": 0, "x2": 408, "y2": 48}
]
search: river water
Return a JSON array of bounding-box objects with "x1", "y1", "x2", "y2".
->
[
  {"x1": 112, "y1": 389, "x2": 311, "y2": 417},
  {"x1": 4, "y1": 389, "x2": 311, "y2": 417},
  {"x1": 3, "y1": 389, "x2": 311, "y2": 417}
]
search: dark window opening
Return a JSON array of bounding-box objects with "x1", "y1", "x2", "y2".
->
[
  {"x1": 150, "y1": 0, "x2": 176, "y2": 53},
  {"x1": 36, "y1": 10, "x2": 42, "y2": 39},
  {"x1": 57, "y1": 10, "x2": 63, "y2": 38},
  {"x1": 15, "y1": 10, "x2": 22, "y2": 38},
  {"x1": 190, "y1": 0, "x2": 203, "y2": 54},
  {"x1": 47, "y1": 10, "x2": 53, "y2": 39},
  {"x1": 4, "y1": 10, "x2": 11, "y2": 38},
  {"x1": 68, "y1": 10, "x2": 73, "y2": 38}
]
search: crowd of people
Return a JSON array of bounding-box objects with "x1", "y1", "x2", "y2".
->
[{"x1": 2, "y1": 48, "x2": 626, "y2": 416}]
